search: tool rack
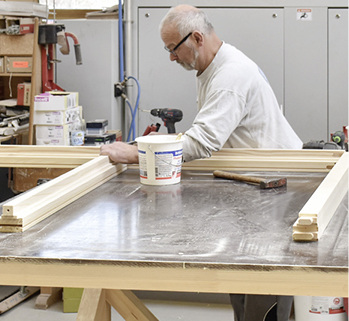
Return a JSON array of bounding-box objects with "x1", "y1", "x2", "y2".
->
[{"x1": 0, "y1": 17, "x2": 41, "y2": 144}]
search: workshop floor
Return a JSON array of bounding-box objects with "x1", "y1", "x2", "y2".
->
[{"x1": 0, "y1": 287, "x2": 235, "y2": 321}]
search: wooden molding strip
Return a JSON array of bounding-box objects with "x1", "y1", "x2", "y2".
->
[
  {"x1": 0, "y1": 145, "x2": 101, "y2": 168},
  {"x1": 293, "y1": 152, "x2": 348, "y2": 241},
  {"x1": 182, "y1": 149, "x2": 343, "y2": 172},
  {"x1": 1, "y1": 157, "x2": 98, "y2": 168},
  {"x1": 182, "y1": 161, "x2": 336, "y2": 172},
  {"x1": 0, "y1": 156, "x2": 126, "y2": 232},
  {"x1": 0, "y1": 146, "x2": 343, "y2": 171},
  {"x1": 212, "y1": 149, "x2": 344, "y2": 158},
  {"x1": 0, "y1": 155, "x2": 98, "y2": 168},
  {"x1": 0, "y1": 145, "x2": 100, "y2": 154}
]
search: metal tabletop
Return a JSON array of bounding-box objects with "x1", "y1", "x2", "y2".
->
[{"x1": 0, "y1": 169, "x2": 347, "y2": 296}]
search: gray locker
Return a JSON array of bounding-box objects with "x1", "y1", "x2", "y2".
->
[
  {"x1": 328, "y1": 9, "x2": 348, "y2": 136},
  {"x1": 284, "y1": 7, "x2": 328, "y2": 142}
]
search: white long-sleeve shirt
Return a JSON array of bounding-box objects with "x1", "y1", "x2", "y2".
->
[{"x1": 182, "y1": 43, "x2": 303, "y2": 162}]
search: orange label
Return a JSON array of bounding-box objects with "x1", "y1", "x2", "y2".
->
[{"x1": 12, "y1": 61, "x2": 29, "y2": 68}]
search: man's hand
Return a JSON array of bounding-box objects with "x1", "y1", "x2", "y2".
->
[{"x1": 100, "y1": 142, "x2": 139, "y2": 164}]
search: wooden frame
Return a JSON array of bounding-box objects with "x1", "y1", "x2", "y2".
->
[
  {"x1": 182, "y1": 149, "x2": 344, "y2": 172},
  {"x1": 0, "y1": 146, "x2": 347, "y2": 320},
  {"x1": 0, "y1": 146, "x2": 347, "y2": 241},
  {"x1": 0, "y1": 152, "x2": 126, "y2": 232}
]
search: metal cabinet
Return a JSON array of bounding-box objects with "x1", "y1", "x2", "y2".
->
[
  {"x1": 328, "y1": 8, "x2": 348, "y2": 136},
  {"x1": 285, "y1": 7, "x2": 348, "y2": 142},
  {"x1": 133, "y1": 1, "x2": 348, "y2": 143},
  {"x1": 284, "y1": 7, "x2": 328, "y2": 141},
  {"x1": 138, "y1": 7, "x2": 284, "y2": 135}
]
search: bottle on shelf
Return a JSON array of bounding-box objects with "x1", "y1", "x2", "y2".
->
[{"x1": 70, "y1": 113, "x2": 86, "y2": 146}]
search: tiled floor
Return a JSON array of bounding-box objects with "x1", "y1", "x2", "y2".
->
[{"x1": 0, "y1": 286, "x2": 235, "y2": 321}]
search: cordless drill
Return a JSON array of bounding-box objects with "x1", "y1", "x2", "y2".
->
[
  {"x1": 332, "y1": 131, "x2": 346, "y2": 149},
  {"x1": 150, "y1": 108, "x2": 183, "y2": 133}
]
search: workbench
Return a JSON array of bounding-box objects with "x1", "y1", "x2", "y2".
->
[{"x1": 0, "y1": 169, "x2": 347, "y2": 320}]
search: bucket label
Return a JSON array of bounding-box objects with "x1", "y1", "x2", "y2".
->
[
  {"x1": 309, "y1": 297, "x2": 346, "y2": 314},
  {"x1": 154, "y1": 149, "x2": 182, "y2": 180},
  {"x1": 138, "y1": 150, "x2": 148, "y2": 178}
]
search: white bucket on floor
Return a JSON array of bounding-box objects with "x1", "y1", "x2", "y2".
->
[
  {"x1": 294, "y1": 296, "x2": 347, "y2": 321},
  {"x1": 135, "y1": 135, "x2": 184, "y2": 185}
]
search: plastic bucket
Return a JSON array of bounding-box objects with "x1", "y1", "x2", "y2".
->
[
  {"x1": 294, "y1": 296, "x2": 347, "y2": 321},
  {"x1": 135, "y1": 135, "x2": 184, "y2": 185}
]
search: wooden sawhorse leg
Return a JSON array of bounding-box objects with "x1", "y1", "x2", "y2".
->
[
  {"x1": 76, "y1": 289, "x2": 159, "y2": 321},
  {"x1": 35, "y1": 287, "x2": 63, "y2": 309}
]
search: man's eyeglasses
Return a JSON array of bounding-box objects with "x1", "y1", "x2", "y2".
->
[{"x1": 164, "y1": 32, "x2": 192, "y2": 56}]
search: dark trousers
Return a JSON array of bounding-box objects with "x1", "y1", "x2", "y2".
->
[{"x1": 230, "y1": 294, "x2": 293, "y2": 321}]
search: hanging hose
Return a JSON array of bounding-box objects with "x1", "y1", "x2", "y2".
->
[
  {"x1": 64, "y1": 32, "x2": 82, "y2": 65},
  {"x1": 118, "y1": 0, "x2": 141, "y2": 142},
  {"x1": 126, "y1": 76, "x2": 141, "y2": 142}
]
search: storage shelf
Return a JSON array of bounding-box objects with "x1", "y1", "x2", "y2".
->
[{"x1": 0, "y1": 18, "x2": 41, "y2": 145}]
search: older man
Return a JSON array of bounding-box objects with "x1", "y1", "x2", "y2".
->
[
  {"x1": 101, "y1": 5, "x2": 302, "y2": 163},
  {"x1": 101, "y1": 5, "x2": 299, "y2": 321}
]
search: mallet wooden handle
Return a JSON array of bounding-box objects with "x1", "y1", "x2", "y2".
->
[
  {"x1": 213, "y1": 170, "x2": 263, "y2": 184},
  {"x1": 213, "y1": 170, "x2": 287, "y2": 189}
]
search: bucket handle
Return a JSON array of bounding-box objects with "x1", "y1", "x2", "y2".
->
[{"x1": 148, "y1": 145, "x2": 183, "y2": 168}]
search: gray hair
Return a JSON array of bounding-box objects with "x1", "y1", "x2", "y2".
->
[{"x1": 160, "y1": 6, "x2": 214, "y2": 37}]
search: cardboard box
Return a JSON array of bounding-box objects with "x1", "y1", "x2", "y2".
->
[
  {"x1": 84, "y1": 133, "x2": 116, "y2": 146},
  {"x1": 35, "y1": 124, "x2": 70, "y2": 145},
  {"x1": 6, "y1": 56, "x2": 32, "y2": 73},
  {"x1": 107, "y1": 129, "x2": 122, "y2": 141},
  {"x1": 34, "y1": 92, "x2": 79, "y2": 111},
  {"x1": 19, "y1": 17, "x2": 34, "y2": 34},
  {"x1": 86, "y1": 119, "x2": 108, "y2": 135},
  {"x1": 36, "y1": 124, "x2": 69, "y2": 139},
  {"x1": 0, "y1": 33, "x2": 34, "y2": 56},
  {"x1": 17, "y1": 82, "x2": 31, "y2": 106},
  {"x1": 35, "y1": 137, "x2": 70, "y2": 145},
  {"x1": 33, "y1": 106, "x2": 82, "y2": 125}
]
